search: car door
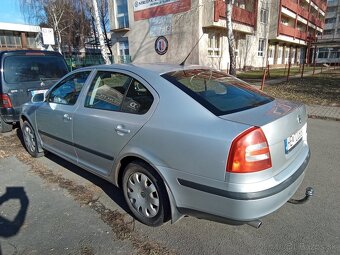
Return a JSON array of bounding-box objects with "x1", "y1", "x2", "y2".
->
[
  {"x1": 73, "y1": 69, "x2": 157, "y2": 176},
  {"x1": 36, "y1": 71, "x2": 92, "y2": 163}
]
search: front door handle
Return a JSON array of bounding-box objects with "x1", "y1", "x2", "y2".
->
[
  {"x1": 115, "y1": 125, "x2": 130, "y2": 135},
  {"x1": 63, "y1": 113, "x2": 72, "y2": 121}
]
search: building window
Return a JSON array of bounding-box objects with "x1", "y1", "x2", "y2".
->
[
  {"x1": 268, "y1": 48, "x2": 273, "y2": 58},
  {"x1": 323, "y1": 29, "x2": 334, "y2": 35},
  {"x1": 325, "y1": 18, "x2": 336, "y2": 24},
  {"x1": 0, "y1": 31, "x2": 23, "y2": 48},
  {"x1": 281, "y1": 18, "x2": 289, "y2": 26},
  {"x1": 318, "y1": 48, "x2": 329, "y2": 58},
  {"x1": 327, "y1": 6, "x2": 337, "y2": 12},
  {"x1": 337, "y1": 29, "x2": 340, "y2": 34},
  {"x1": 116, "y1": 0, "x2": 129, "y2": 29},
  {"x1": 330, "y1": 49, "x2": 340, "y2": 59},
  {"x1": 118, "y1": 38, "x2": 130, "y2": 63},
  {"x1": 260, "y1": 9, "x2": 268, "y2": 24},
  {"x1": 258, "y1": 39, "x2": 265, "y2": 57},
  {"x1": 208, "y1": 33, "x2": 221, "y2": 57}
]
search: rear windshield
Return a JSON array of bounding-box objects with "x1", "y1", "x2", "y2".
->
[
  {"x1": 3, "y1": 55, "x2": 68, "y2": 84},
  {"x1": 162, "y1": 69, "x2": 273, "y2": 115}
]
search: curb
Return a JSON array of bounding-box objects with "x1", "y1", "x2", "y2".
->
[{"x1": 308, "y1": 114, "x2": 340, "y2": 122}]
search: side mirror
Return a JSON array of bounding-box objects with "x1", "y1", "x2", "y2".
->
[{"x1": 31, "y1": 93, "x2": 45, "y2": 103}]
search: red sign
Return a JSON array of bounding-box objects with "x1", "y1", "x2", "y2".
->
[{"x1": 134, "y1": 0, "x2": 191, "y2": 21}]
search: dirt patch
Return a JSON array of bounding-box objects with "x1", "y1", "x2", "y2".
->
[{"x1": 0, "y1": 132, "x2": 174, "y2": 255}]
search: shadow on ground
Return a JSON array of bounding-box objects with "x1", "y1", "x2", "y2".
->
[{"x1": 15, "y1": 128, "x2": 130, "y2": 214}]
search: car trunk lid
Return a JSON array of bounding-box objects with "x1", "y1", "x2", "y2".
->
[{"x1": 220, "y1": 99, "x2": 308, "y2": 177}]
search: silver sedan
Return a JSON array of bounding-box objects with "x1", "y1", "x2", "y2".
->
[{"x1": 20, "y1": 64, "x2": 310, "y2": 227}]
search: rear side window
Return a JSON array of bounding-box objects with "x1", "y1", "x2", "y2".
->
[
  {"x1": 162, "y1": 69, "x2": 273, "y2": 115},
  {"x1": 3, "y1": 55, "x2": 68, "y2": 84},
  {"x1": 85, "y1": 71, "x2": 154, "y2": 114}
]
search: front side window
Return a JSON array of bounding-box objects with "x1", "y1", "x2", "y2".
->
[
  {"x1": 162, "y1": 69, "x2": 273, "y2": 116},
  {"x1": 85, "y1": 71, "x2": 153, "y2": 114},
  {"x1": 48, "y1": 71, "x2": 91, "y2": 105}
]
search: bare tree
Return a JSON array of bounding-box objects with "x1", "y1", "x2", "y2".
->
[
  {"x1": 20, "y1": 0, "x2": 91, "y2": 55},
  {"x1": 98, "y1": 0, "x2": 112, "y2": 57},
  {"x1": 226, "y1": 0, "x2": 236, "y2": 75},
  {"x1": 20, "y1": 0, "x2": 71, "y2": 53},
  {"x1": 91, "y1": 0, "x2": 111, "y2": 64}
]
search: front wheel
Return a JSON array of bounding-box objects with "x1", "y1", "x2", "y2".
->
[
  {"x1": 21, "y1": 121, "x2": 43, "y2": 158},
  {"x1": 122, "y1": 161, "x2": 170, "y2": 227}
]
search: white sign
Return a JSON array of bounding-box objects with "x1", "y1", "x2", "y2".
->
[
  {"x1": 149, "y1": 15, "x2": 172, "y2": 36},
  {"x1": 41, "y1": 27, "x2": 55, "y2": 45},
  {"x1": 134, "y1": 0, "x2": 178, "y2": 12}
]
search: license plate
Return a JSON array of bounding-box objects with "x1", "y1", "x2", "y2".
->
[
  {"x1": 31, "y1": 89, "x2": 48, "y2": 97},
  {"x1": 284, "y1": 124, "x2": 306, "y2": 154}
]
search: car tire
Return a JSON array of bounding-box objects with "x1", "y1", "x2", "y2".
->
[
  {"x1": 21, "y1": 121, "x2": 44, "y2": 158},
  {"x1": 0, "y1": 115, "x2": 12, "y2": 133},
  {"x1": 122, "y1": 161, "x2": 170, "y2": 227}
]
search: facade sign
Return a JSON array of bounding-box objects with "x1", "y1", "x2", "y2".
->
[
  {"x1": 41, "y1": 27, "x2": 55, "y2": 45},
  {"x1": 155, "y1": 36, "x2": 168, "y2": 55},
  {"x1": 134, "y1": 0, "x2": 191, "y2": 21},
  {"x1": 134, "y1": 0, "x2": 178, "y2": 12},
  {"x1": 149, "y1": 15, "x2": 172, "y2": 36}
]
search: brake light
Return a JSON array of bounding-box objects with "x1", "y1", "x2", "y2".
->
[
  {"x1": 227, "y1": 127, "x2": 272, "y2": 173},
  {"x1": 0, "y1": 94, "x2": 13, "y2": 108}
]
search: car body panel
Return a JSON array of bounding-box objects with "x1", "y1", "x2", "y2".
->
[
  {"x1": 20, "y1": 63, "x2": 311, "y2": 225},
  {"x1": 73, "y1": 68, "x2": 160, "y2": 176}
]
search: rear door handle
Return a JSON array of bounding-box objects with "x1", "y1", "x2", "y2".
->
[
  {"x1": 115, "y1": 125, "x2": 130, "y2": 135},
  {"x1": 63, "y1": 113, "x2": 72, "y2": 121}
]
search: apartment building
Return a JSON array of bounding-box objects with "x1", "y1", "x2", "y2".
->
[
  {"x1": 109, "y1": 0, "x2": 326, "y2": 69},
  {"x1": 0, "y1": 22, "x2": 42, "y2": 50},
  {"x1": 267, "y1": 0, "x2": 326, "y2": 66},
  {"x1": 315, "y1": 0, "x2": 340, "y2": 63}
]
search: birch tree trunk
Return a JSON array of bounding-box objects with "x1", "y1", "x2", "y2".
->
[
  {"x1": 226, "y1": 0, "x2": 236, "y2": 75},
  {"x1": 92, "y1": 0, "x2": 111, "y2": 64}
]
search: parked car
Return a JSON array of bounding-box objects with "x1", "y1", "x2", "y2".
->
[
  {"x1": 0, "y1": 50, "x2": 68, "y2": 133},
  {"x1": 20, "y1": 64, "x2": 310, "y2": 227}
]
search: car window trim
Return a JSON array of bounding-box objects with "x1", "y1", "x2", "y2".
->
[
  {"x1": 161, "y1": 73, "x2": 273, "y2": 116},
  {"x1": 46, "y1": 70, "x2": 92, "y2": 106},
  {"x1": 84, "y1": 69, "x2": 155, "y2": 115}
]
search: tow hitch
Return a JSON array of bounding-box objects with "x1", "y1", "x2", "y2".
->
[{"x1": 288, "y1": 187, "x2": 314, "y2": 204}]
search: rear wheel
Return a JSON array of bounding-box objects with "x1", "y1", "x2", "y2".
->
[
  {"x1": 0, "y1": 115, "x2": 12, "y2": 133},
  {"x1": 22, "y1": 121, "x2": 43, "y2": 158},
  {"x1": 122, "y1": 161, "x2": 170, "y2": 227}
]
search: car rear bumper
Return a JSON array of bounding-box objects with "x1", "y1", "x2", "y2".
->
[
  {"x1": 161, "y1": 148, "x2": 310, "y2": 222},
  {"x1": 0, "y1": 107, "x2": 21, "y2": 123}
]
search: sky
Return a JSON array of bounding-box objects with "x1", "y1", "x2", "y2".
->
[{"x1": 0, "y1": 0, "x2": 29, "y2": 24}]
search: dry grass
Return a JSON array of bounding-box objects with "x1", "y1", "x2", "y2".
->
[{"x1": 263, "y1": 69, "x2": 340, "y2": 106}]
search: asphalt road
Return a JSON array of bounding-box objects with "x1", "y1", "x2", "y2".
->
[{"x1": 0, "y1": 118, "x2": 339, "y2": 255}]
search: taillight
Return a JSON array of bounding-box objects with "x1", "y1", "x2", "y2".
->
[
  {"x1": 0, "y1": 93, "x2": 13, "y2": 108},
  {"x1": 227, "y1": 127, "x2": 272, "y2": 173}
]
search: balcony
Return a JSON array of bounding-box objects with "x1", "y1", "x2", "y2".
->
[
  {"x1": 281, "y1": 0, "x2": 324, "y2": 28},
  {"x1": 279, "y1": 23, "x2": 307, "y2": 41},
  {"x1": 214, "y1": 0, "x2": 257, "y2": 27},
  {"x1": 312, "y1": 0, "x2": 327, "y2": 12},
  {"x1": 281, "y1": 0, "x2": 298, "y2": 13}
]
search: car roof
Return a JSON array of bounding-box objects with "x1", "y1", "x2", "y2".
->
[
  {"x1": 82, "y1": 63, "x2": 211, "y2": 75},
  {"x1": 0, "y1": 50, "x2": 63, "y2": 57}
]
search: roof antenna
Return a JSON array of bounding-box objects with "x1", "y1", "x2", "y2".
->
[{"x1": 180, "y1": 33, "x2": 204, "y2": 66}]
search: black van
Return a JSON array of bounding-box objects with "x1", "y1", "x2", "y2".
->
[{"x1": 0, "y1": 50, "x2": 68, "y2": 132}]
